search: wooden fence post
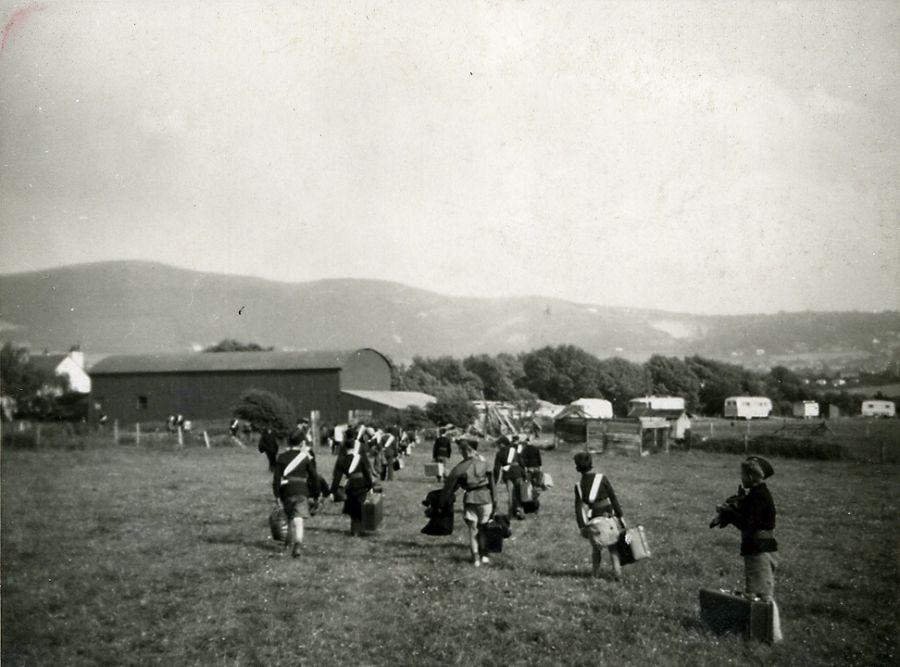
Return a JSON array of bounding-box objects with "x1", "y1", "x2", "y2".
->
[
  {"x1": 113, "y1": 419, "x2": 119, "y2": 444},
  {"x1": 743, "y1": 433, "x2": 749, "y2": 454},
  {"x1": 710, "y1": 421, "x2": 714, "y2": 438},
  {"x1": 203, "y1": 430, "x2": 211, "y2": 449},
  {"x1": 135, "y1": 422, "x2": 141, "y2": 447},
  {"x1": 35, "y1": 424, "x2": 42, "y2": 446},
  {"x1": 177, "y1": 426, "x2": 184, "y2": 447}
]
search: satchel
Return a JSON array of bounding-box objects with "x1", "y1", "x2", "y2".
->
[{"x1": 269, "y1": 504, "x2": 288, "y2": 542}]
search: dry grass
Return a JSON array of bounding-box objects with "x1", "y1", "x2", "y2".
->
[{"x1": 2, "y1": 441, "x2": 897, "y2": 666}]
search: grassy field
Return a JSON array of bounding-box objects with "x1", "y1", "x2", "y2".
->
[{"x1": 2, "y1": 440, "x2": 897, "y2": 666}]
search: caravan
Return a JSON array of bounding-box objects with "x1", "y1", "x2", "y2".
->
[{"x1": 723, "y1": 396, "x2": 772, "y2": 420}]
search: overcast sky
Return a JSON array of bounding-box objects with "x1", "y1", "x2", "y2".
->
[{"x1": 1, "y1": 1, "x2": 897, "y2": 314}]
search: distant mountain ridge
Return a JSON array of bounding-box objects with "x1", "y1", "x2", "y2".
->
[{"x1": 1, "y1": 261, "x2": 898, "y2": 371}]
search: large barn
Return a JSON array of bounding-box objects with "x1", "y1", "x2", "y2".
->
[{"x1": 89, "y1": 348, "x2": 434, "y2": 425}]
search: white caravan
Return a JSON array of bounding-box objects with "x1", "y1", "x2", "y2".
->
[
  {"x1": 723, "y1": 396, "x2": 773, "y2": 420},
  {"x1": 861, "y1": 400, "x2": 896, "y2": 418},
  {"x1": 628, "y1": 396, "x2": 686, "y2": 411}
]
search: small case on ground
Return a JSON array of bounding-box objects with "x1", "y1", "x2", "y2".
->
[
  {"x1": 479, "y1": 520, "x2": 505, "y2": 553},
  {"x1": 617, "y1": 525, "x2": 651, "y2": 565},
  {"x1": 424, "y1": 462, "x2": 445, "y2": 478},
  {"x1": 269, "y1": 505, "x2": 288, "y2": 542},
  {"x1": 540, "y1": 472, "x2": 553, "y2": 488},
  {"x1": 699, "y1": 588, "x2": 775, "y2": 643},
  {"x1": 361, "y1": 491, "x2": 384, "y2": 532}
]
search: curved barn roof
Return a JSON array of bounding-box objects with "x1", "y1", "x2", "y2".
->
[{"x1": 89, "y1": 349, "x2": 367, "y2": 375}]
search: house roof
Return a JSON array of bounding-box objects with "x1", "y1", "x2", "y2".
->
[
  {"x1": 29, "y1": 354, "x2": 69, "y2": 374},
  {"x1": 340, "y1": 390, "x2": 436, "y2": 410},
  {"x1": 90, "y1": 350, "x2": 358, "y2": 375},
  {"x1": 627, "y1": 406, "x2": 689, "y2": 420}
]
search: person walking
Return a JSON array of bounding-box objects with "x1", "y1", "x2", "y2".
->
[
  {"x1": 573, "y1": 452, "x2": 624, "y2": 581},
  {"x1": 493, "y1": 435, "x2": 525, "y2": 519},
  {"x1": 330, "y1": 434, "x2": 377, "y2": 537},
  {"x1": 272, "y1": 431, "x2": 318, "y2": 557},
  {"x1": 432, "y1": 426, "x2": 453, "y2": 482},
  {"x1": 441, "y1": 437, "x2": 496, "y2": 567}
]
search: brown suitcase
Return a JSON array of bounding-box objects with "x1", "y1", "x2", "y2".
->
[
  {"x1": 361, "y1": 491, "x2": 384, "y2": 532},
  {"x1": 699, "y1": 588, "x2": 775, "y2": 643}
]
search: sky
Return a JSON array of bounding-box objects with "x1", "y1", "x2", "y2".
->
[{"x1": 0, "y1": 1, "x2": 898, "y2": 315}]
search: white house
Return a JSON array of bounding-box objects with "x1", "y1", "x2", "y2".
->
[
  {"x1": 861, "y1": 400, "x2": 895, "y2": 418},
  {"x1": 792, "y1": 400, "x2": 820, "y2": 419},
  {"x1": 30, "y1": 350, "x2": 91, "y2": 394}
]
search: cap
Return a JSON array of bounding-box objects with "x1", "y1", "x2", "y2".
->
[
  {"x1": 573, "y1": 451, "x2": 593, "y2": 472},
  {"x1": 745, "y1": 456, "x2": 774, "y2": 479}
]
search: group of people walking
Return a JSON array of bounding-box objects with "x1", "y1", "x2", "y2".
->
[{"x1": 261, "y1": 418, "x2": 781, "y2": 641}]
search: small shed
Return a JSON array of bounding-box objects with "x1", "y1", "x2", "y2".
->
[
  {"x1": 627, "y1": 406, "x2": 692, "y2": 440},
  {"x1": 792, "y1": 400, "x2": 820, "y2": 419}
]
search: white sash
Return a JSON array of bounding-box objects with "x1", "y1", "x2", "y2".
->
[
  {"x1": 576, "y1": 473, "x2": 603, "y2": 504},
  {"x1": 347, "y1": 453, "x2": 361, "y2": 474},
  {"x1": 280, "y1": 450, "x2": 309, "y2": 485}
]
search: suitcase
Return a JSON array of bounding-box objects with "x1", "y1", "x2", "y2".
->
[
  {"x1": 541, "y1": 472, "x2": 554, "y2": 489},
  {"x1": 424, "y1": 462, "x2": 444, "y2": 478},
  {"x1": 269, "y1": 505, "x2": 288, "y2": 542},
  {"x1": 361, "y1": 491, "x2": 384, "y2": 532},
  {"x1": 517, "y1": 479, "x2": 539, "y2": 513},
  {"x1": 699, "y1": 588, "x2": 775, "y2": 643},
  {"x1": 617, "y1": 526, "x2": 651, "y2": 566},
  {"x1": 393, "y1": 458, "x2": 404, "y2": 471},
  {"x1": 479, "y1": 520, "x2": 505, "y2": 553}
]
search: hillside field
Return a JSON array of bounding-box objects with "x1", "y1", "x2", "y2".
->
[{"x1": 1, "y1": 441, "x2": 897, "y2": 666}]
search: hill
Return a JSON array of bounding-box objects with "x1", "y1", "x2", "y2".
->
[{"x1": 1, "y1": 261, "x2": 898, "y2": 369}]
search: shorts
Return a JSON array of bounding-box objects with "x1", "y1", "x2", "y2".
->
[
  {"x1": 281, "y1": 494, "x2": 310, "y2": 520},
  {"x1": 581, "y1": 516, "x2": 620, "y2": 547},
  {"x1": 463, "y1": 503, "x2": 493, "y2": 526}
]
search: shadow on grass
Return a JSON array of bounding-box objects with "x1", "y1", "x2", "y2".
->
[
  {"x1": 532, "y1": 567, "x2": 595, "y2": 580},
  {"x1": 203, "y1": 534, "x2": 283, "y2": 552}
]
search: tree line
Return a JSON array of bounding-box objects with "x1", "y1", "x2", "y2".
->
[{"x1": 393, "y1": 345, "x2": 870, "y2": 417}]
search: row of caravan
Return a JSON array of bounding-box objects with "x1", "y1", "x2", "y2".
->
[
  {"x1": 566, "y1": 395, "x2": 897, "y2": 420},
  {"x1": 722, "y1": 397, "x2": 896, "y2": 419}
]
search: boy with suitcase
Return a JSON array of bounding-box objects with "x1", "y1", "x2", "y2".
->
[
  {"x1": 573, "y1": 452, "x2": 625, "y2": 581},
  {"x1": 441, "y1": 438, "x2": 496, "y2": 567},
  {"x1": 711, "y1": 457, "x2": 783, "y2": 642}
]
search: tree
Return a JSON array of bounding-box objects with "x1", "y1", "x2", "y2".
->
[
  {"x1": 204, "y1": 339, "x2": 274, "y2": 352},
  {"x1": 595, "y1": 357, "x2": 652, "y2": 415},
  {"x1": 643, "y1": 355, "x2": 700, "y2": 410},
  {"x1": 463, "y1": 353, "x2": 525, "y2": 401},
  {"x1": 520, "y1": 345, "x2": 604, "y2": 404},
  {"x1": 398, "y1": 356, "x2": 484, "y2": 399},
  {"x1": 426, "y1": 387, "x2": 478, "y2": 427},
  {"x1": 231, "y1": 389, "x2": 296, "y2": 437},
  {"x1": 0, "y1": 342, "x2": 68, "y2": 404},
  {"x1": 685, "y1": 356, "x2": 758, "y2": 416}
]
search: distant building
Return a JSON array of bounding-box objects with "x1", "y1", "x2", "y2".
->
[
  {"x1": 628, "y1": 396, "x2": 686, "y2": 412},
  {"x1": 627, "y1": 405, "x2": 692, "y2": 440},
  {"x1": 30, "y1": 349, "x2": 91, "y2": 394},
  {"x1": 792, "y1": 400, "x2": 820, "y2": 419},
  {"x1": 861, "y1": 400, "x2": 895, "y2": 418},
  {"x1": 555, "y1": 398, "x2": 614, "y2": 420},
  {"x1": 89, "y1": 348, "x2": 433, "y2": 424},
  {"x1": 723, "y1": 396, "x2": 773, "y2": 420}
]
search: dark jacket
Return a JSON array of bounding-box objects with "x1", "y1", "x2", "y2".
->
[
  {"x1": 730, "y1": 483, "x2": 778, "y2": 556},
  {"x1": 432, "y1": 435, "x2": 452, "y2": 461},
  {"x1": 330, "y1": 447, "x2": 375, "y2": 497},
  {"x1": 520, "y1": 443, "x2": 542, "y2": 468},
  {"x1": 575, "y1": 472, "x2": 623, "y2": 519},
  {"x1": 272, "y1": 447, "x2": 318, "y2": 499},
  {"x1": 493, "y1": 443, "x2": 524, "y2": 482}
]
